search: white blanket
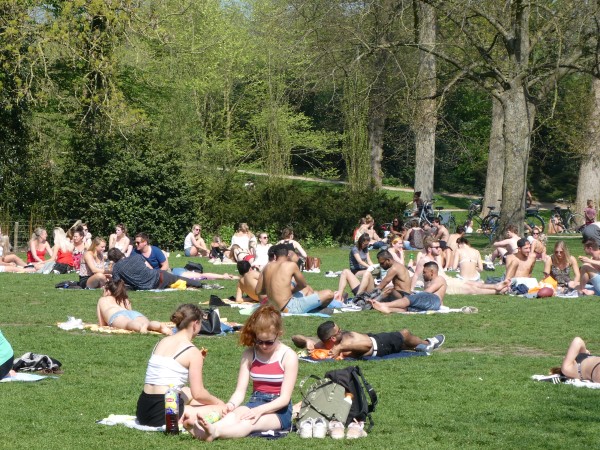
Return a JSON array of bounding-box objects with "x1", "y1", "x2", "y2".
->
[
  {"x1": 531, "y1": 374, "x2": 600, "y2": 389},
  {"x1": 0, "y1": 373, "x2": 57, "y2": 382}
]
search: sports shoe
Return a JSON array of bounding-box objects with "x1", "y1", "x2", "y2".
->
[
  {"x1": 346, "y1": 421, "x2": 367, "y2": 439},
  {"x1": 425, "y1": 334, "x2": 446, "y2": 352},
  {"x1": 328, "y1": 420, "x2": 345, "y2": 439},
  {"x1": 312, "y1": 417, "x2": 327, "y2": 438},
  {"x1": 298, "y1": 418, "x2": 314, "y2": 438}
]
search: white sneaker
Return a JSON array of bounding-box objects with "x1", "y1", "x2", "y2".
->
[
  {"x1": 328, "y1": 420, "x2": 345, "y2": 439},
  {"x1": 312, "y1": 417, "x2": 327, "y2": 438},
  {"x1": 346, "y1": 421, "x2": 367, "y2": 439},
  {"x1": 298, "y1": 418, "x2": 314, "y2": 438},
  {"x1": 425, "y1": 334, "x2": 446, "y2": 352}
]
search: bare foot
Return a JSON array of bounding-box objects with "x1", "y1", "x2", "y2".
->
[
  {"x1": 191, "y1": 414, "x2": 216, "y2": 441},
  {"x1": 369, "y1": 300, "x2": 391, "y2": 314},
  {"x1": 160, "y1": 324, "x2": 173, "y2": 336},
  {"x1": 495, "y1": 279, "x2": 511, "y2": 294}
]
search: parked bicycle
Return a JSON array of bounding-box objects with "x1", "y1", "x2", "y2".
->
[
  {"x1": 417, "y1": 199, "x2": 457, "y2": 233},
  {"x1": 479, "y1": 202, "x2": 545, "y2": 241},
  {"x1": 551, "y1": 200, "x2": 585, "y2": 233},
  {"x1": 466, "y1": 197, "x2": 484, "y2": 231}
]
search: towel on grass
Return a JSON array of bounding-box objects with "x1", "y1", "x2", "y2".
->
[
  {"x1": 0, "y1": 373, "x2": 58, "y2": 382},
  {"x1": 531, "y1": 374, "x2": 600, "y2": 389},
  {"x1": 96, "y1": 414, "x2": 168, "y2": 432},
  {"x1": 299, "y1": 351, "x2": 428, "y2": 363}
]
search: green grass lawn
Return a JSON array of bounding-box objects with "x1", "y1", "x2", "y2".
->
[{"x1": 1, "y1": 240, "x2": 599, "y2": 449}]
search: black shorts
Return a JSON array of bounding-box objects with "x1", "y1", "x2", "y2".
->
[
  {"x1": 367, "y1": 332, "x2": 405, "y2": 357},
  {"x1": 136, "y1": 391, "x2": 183, "y2": 427},
  {"x1": 0, "y1": 354, "x2": 14, "y2": 379},
  {"x1": 78, "y1": 276, "x2": 90, "y2": 288}
]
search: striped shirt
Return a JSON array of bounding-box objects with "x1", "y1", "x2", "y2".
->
[{"x1": 250, "y1": 348, "x2": 288, "y2": 395}]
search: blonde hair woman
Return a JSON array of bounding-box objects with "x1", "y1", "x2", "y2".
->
[
  {"x1": 79, "y1": 237, "x2": 109, "y2": 288},
  {"x1": 27, "y1": 227, "x2": 53, "y2": 270},
  {"x1": 51, "y1": 228, "x2": 74, "y2": 271},
  {"x1": 0, "y1": 235, "x2": 27, "y2": 268}
]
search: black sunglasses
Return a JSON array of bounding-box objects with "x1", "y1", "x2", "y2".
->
[{"x1": 255, "y1": 339, "x2": 276, "y2": 346}]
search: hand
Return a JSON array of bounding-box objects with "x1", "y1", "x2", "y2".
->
[
  {"x1": 240, "y1": 407, "x2": 263, "y2": 424},
  {"x1": 222, "y1": 402, "x2": 235, "y2": 416},
  {"x1": 328, "y1": 346, "x2": 341, "y2": 359}
]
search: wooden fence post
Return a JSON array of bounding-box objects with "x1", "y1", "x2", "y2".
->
[{"x1": 13, "y1": 222, "x2": 19, "y2": 252}]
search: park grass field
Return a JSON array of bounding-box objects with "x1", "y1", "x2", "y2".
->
[{"x1": 1, "y1": 236, "x2": 599, "y2": 449}]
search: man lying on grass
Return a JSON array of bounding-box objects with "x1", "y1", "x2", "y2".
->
[{"x1": 292, "y1": 321, "x2": 445, "y2": 359}]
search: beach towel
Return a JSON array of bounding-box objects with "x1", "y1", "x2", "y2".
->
[
  {"x1": 0, "y1": 373, "x2": 58, "y2": 382},
  {"x1": 531, "y1": 374, "x2": 600, "y2": 389},
  {"x1": 96, "y1": 414, "x2": 169, "y2": 432},
  {"x1": 299, "y1": 351, "x2": 428, "y2": 363}
]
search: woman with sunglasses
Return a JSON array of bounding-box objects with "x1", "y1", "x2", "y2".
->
[
  {"x1": 185, "y1": 305, "x2": 298, "y2": 441},
  {"x1": 543, "y1": 240, "x2": 580, "y2": 291},
  {"x1": 184, "y1": 224, "x2": 209, "y2": 257},
  {"x1": 527, "y1": 227, "x2": 548, "y2": 261}
]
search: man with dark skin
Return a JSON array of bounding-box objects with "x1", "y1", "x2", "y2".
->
[
  {"x1": 256, "y1": 244, "x2": 334, "y2": 313},
  {"x1": 371, "y1": 249, "x2": 412, "y2": 300},
  {"x1": 291, "y1": 321, "x2": 445, "y2": 358}
]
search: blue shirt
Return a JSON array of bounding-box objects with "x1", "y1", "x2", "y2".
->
[
  {"x1": 0, "y1": 330, "x2": 14, "y2": 366},
  {"x1": 134, "y1": 245, "x2": 166, "y2": 270}
]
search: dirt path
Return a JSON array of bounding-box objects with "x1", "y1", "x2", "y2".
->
[{"x1": 238, "y1": 169, "x2": 559, "y2": 211}]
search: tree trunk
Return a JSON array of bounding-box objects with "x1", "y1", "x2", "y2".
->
[
  {"x1": 368, "y1": 91, "x2": 385, "y2": 190},
  {"x1": 576, "y1": 76, "x2": 600, "y2": 217},
  {"x1": 497, "y1": 85, "x2": 536, "y2": 237},
  {"x1": 482, "y1": 96, "x2": 505, "y2": 217},
  {"x1": 413, "y1": 1, "x2": 437, "y2": 201}
]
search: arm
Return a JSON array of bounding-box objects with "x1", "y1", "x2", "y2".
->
[
  {"x1": 504, "y1": 256, "x2": 518, "y2": 280},
  {"x1": 290, "y1": 265, "x2": 308, "y2": 294},
  {"x1": 543, "y1": 258, "x2": 552, "y2": 278},
  {"x1": 96, "y1": 300, "x2": 108, "y2": 326},
  {"x1": 493, "y1": 238, "x2": 511, "y2": 248},
  {"x1": 293, "y1": 241, "x2": 307, "y2": 258},
  {"x1": 410, "y1": 259, "x2": 426, "y2": 291},
  {"x1": 109, "y1": 234, "x2": 116, "y2": 249},
  {"x1": 29, "y1": 240, "x2": 43, "y2": 263},
  {"x1": 424, "y1": 276, "x2": 446, "y2": 294},
  {"x1": 156, "y1": 248, "x2": 169, "y2": 271},
  {"x1": 51, "y1": 245, "x2": 59, "y2": 262},
  {"x1": 222, "y1": 350, "x2": 252, "y2": 415},
  {"x1": 255, "y1": 272, "x2": 265, "y2": 295},
  {"x1": 235, "y1": 283, "x2": 244, "y2": 303},
  {"x1": 570, "y1": 257, "x2": 580, "y2": 284},
  {"x1": 329, "y1": 333, "x2": 371, "y2": 359},
  {"x1": 477, "y1": 252, "x2": 484, "y2": 272},
  {"x1": 578, "y1": 256, "x2": 600, "y2": 270},
  {"x1": 240, "y1": 349, "x2": 299, "y2": 422},
  {"x1": 452, "y1": 250, "x2": 460, "y2": 271},
  {"x1": 352, "y1": 251, "x2": 370, "y2": 269},
  {"x1": 187, "y1": 348, "x2": 224, "y2": 406},
  {"x1": 83, "y1": 252, "x2": 104, "y2": 275}
]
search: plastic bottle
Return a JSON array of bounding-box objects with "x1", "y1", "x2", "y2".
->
[
  {"x1": 344, "y1": 392, "x2": 354, "y2": 405},
  {"x1": 164, "y1": 385, "x2": 180, "y2": 435}
]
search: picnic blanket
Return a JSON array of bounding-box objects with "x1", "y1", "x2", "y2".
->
[
  {"x1": 0, "y1": 373, "x2": 58, "y2": 382},
  {"x1": 299, "y1": 350, "x2": 428, "y2": 363},
  {"x1": 396, "y1": 306, "x2": 479, "y2": 315},
  {"x1": 531, "y1": 374, "x2": 600, "y2": 389}
]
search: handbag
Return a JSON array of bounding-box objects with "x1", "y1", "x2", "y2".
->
[
  {"x1": 184, "y1": 261, "x2": 204, "y2": 273},
  {"x1": 297, "y1": 375, "x2": 351, "y2": 425},
  {"x1": 199, "y1": 308, "x2": 222, "y2": 335}
]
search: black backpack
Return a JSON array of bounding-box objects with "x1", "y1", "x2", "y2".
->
[
  {"x1": 324, "y1": 366, "x2": 378, "y2": 430},
  {"x1": 184, "y1": 261, "x2": 204, "y2": 273}
]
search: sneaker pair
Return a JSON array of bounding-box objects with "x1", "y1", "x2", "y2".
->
[
  {"x1": 415, "y1": 334, "x2": 445, "y2": 353},
  {"x1": 328, "y1": 420, "x2": 345, "y2": 439},
  {"x1": 298, "y1": 417, "x2": 327, "y2": 438}
]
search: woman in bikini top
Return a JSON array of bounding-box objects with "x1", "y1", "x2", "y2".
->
[{"x1": 551, "y1": 337, "x2": 600, "y2": 383}]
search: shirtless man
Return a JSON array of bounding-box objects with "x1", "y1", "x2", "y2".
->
[
  {"x1": 256, "y1": 244, "x2": 334, "y2": 313},
  {"x1": 432, "y1": 217, "x2": 450, "y2": 243},
  {"x1": 371, "y1": 261, "x2": 446, "y2": 313},
  {"x1": 292, "y1": 321, "x2": 445, "y2": 358},
  {"x1": 490, "y1": 225, "x2": 520, "y2": 265},
  {"x1": 452, "y1": 237, "x2": 483, "y2": 281},
  {"x1": 505, "y1": 238, "x2": 537, "y2": 280},
  {"x1": 578, "y1": 240, "x2": 600, "y2": 296},
  {"x1": 370, "y1": 249, "x2": 412, "y2": 300},
  {"x1": 411, "y1": 237, "x2": 444, "y2": 291},
  {"x1": 234, "y1": 260, "x2": 261, "y2": 303}
]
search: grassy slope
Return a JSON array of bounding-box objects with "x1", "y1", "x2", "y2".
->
[{"x1": 1, "y1": 236, "x2": 599, "y2": 449}]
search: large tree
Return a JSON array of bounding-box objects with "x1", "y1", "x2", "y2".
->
[
  {"x1": 403, "y1": 1, "x2": 599, "y2": 236},
  {"x1": 577, "y1": 72, "x2": 600, "y2": 216}
]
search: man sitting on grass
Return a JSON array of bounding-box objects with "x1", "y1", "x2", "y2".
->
[
  {"x1": 292, "y1": 320, "x2": 445, "y2": 359},
  {"x1": 234, "y1": 260, "x2": 261, "y2": 303},
  {"x1": 578, "y1": 240, "x2": 600, "y2": 296},
  {"x1": 256, "y1": 244, "x2": 334, "y2": 313},
  {"x1": 108, "y1": 248, "x2": 205, "y2": 290},
  {"x1": 370, "y1": 261, "x2": 446, "y2": 314}
]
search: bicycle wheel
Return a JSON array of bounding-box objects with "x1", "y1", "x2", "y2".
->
[
  {"x1": 524, "y1": 214, "x2": 545, "y2": 234},
  {"x1": 567, "y1": 214, "x2": 585, "y2": 233},
  {"x1": 481, "y1": 215, "x2": 498, "y2": 238},
  {"x1": 446, "y1": 215, "x2": 456, "y2": 233},
  {"x1": 471, "y1": 215, "x2": 482, "y2": 232}
]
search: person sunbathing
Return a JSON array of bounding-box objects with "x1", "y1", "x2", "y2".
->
[
  {"x1": 96, "y1": 280, "x2": 172, "y2": 335},
  {"x1": 291, "y1": 320, "x2": 445, "y2": 359},
  {"x1": 551, "y1": 337, "x2": 600, "y2": 382}
]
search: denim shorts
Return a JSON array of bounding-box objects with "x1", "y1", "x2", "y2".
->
[
  {"x1": 184, "y1": 248, "x2": 193, "y2": 257},
  {"x1": 245, "y1": 391, "x2": 292, "y2": 431},
  {"x1": 285, "y1": 292, "x2": 321, "y2": 314},
  {"x1": 407, "y1": 292, "x2": 441, "y2": 312},
  {"x1": 589, "y1": 274, "x2": 600, "y2": 295},
  {"x1": 108, "y1": 309, "x2": 144, "y2": 326}
]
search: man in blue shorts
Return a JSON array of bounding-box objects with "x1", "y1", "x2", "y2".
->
[
  {"x1": 370, "y1": 261, "x2": 446, "y2": 313},
  {"x1": 579, "y1": 240, "x2": 600, "y2": 296},
  {"x1": 256, "y1": 244, "x2": 334, "y2": 313}
]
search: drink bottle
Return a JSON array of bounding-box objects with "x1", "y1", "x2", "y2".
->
[{"x1": 164, "y1": 385, "x2": 179, "y2": 435}]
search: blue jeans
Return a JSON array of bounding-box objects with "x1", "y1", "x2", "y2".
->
[{"x1": 245, "y1": 391, "x2": 292, "y2": 431}]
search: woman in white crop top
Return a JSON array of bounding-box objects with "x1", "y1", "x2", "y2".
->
[{"x1": 136, "y1": 304, "x2": 224, "y2": 427}]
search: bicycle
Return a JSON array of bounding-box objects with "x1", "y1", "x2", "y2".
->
[
  {"x1": 466, "y1": 197, "x2": 484, "y2": 231},
  {"x1": 479, "y1": 202, "x2": 545, "y2": 240},
  {"x1": 418, "y1": 200, "x2": 457, "y2": 233},
  {"x1": 551, "y1": 200, "x2": 585, "y2": 233}
]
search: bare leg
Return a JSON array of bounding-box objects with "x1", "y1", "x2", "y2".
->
[
  {"x1": 3, "y1": 254, "x2": 26, "y2": 267},
  {"x1": 399, "y1": 329, "x2": 429, "y2": 349},
  {"x1": 317, "y1": 289, "x2": 334, "y2": 307},
  {"x1": 369, "y1": 297, "x2": 410, "y2": 313},
  {"x1": 578, "y1": 265, "x2": 598, "y2": 292},
  {"x1": 335, "y1": 270, "x2": 359, "y2": 300},
  {"x1": 291, "y1": 335, "x2": 319, "y2": 349},
  {"x1": 147, "y1": 321, "x2": 173, "y2": 335},
  {"x1": 561, "y1": 337, "x2": 589, "y2": 376},
  {"x1": 87, "y1": 273, "x2": 108, "y2": 288},
  {"x1": 356, "y1": 272, "x2": 375, "y2": 294}
]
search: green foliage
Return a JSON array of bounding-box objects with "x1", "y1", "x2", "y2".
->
[{"x1": 194, "y1": 176, "x2": 407, "y2": 245}]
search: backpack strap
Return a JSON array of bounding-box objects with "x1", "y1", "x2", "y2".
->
[{"x1": 353, "y1": 366, "x2": 378, "y2": 432}]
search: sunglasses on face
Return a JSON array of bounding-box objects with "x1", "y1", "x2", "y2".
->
[{"x1": 255, "y1": 339, "x2": 276, "y2": 346}]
